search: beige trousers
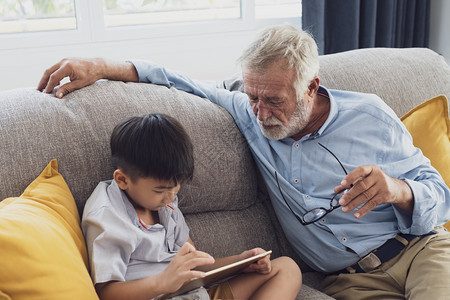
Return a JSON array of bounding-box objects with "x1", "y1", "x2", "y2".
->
[{"x1": 321, "y1": 226, "x2": 450, "y2": 300}]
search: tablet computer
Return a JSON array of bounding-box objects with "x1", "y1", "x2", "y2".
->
[{"x1": 158, "y1": 250, "x2": 272, "y2": 299}]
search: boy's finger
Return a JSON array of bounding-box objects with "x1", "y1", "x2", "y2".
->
[
  {"x1": 185, "y1": 256, "x2": 215, "y2": 271},
  {"x1": 186, "y1": 270, "x2": 207, "y2": 279},
  {"x1": 177, "y1": 242, "x2": 197, "y2": 256}
]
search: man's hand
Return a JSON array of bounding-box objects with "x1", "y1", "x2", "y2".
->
[
  {"x1": 335, "y1": 165, "x2": 414, "y2": 218},
  {"x1": 156, "y1": 242, "x2": 215, "y2": 294},
  {"x1": 37, "y1": 58, "x2": 139, "y2": 98},
  {"x1": 239, "y1": 248, "x2": 272, "y2": 275},
  {"x1": 37, "y1": 58, "x2": 106, "y2": 98}
]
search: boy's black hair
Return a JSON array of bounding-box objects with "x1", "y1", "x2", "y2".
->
[{"x1": 110, "y1": 113, "x2": 194, "y2": 183}]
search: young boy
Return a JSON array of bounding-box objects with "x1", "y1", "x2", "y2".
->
[{"x1": 82, "y1": 113, "x2": 302, "y2": 300}]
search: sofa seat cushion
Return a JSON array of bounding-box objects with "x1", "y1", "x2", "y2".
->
[{"x1": 0, "y1": 160, "x2": 98, "y2": 300}]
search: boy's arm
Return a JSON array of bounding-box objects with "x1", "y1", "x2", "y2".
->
[{"x1": 95, "y1": 242, "x2": 214, "y2": 300}]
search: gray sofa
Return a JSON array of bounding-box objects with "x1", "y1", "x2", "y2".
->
[{"x1": 0, "y1": 48, "x2": 448, "y2": 299}]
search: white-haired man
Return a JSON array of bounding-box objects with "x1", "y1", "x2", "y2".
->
[{"x1": 38, "y1": 24, "x2": 450, "y2": 299}]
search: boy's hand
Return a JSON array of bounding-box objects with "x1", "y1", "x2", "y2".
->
[
  {"x1": 239, "y1": 248, "x2": 272, "y2": 275},
  {"x1": 157, "y1": 242, "x2": 215, "y2": 293}
]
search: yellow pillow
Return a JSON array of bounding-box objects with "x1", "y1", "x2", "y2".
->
[
  {"x1": 401, "y1": 95, "x2": 450, "y2": 230},
  {"x1": 0, "y1": 291, "x2": 11, "y2": 300},
  {"x1": 0, "y1": 160, "x2": 98, "y2": 300}
]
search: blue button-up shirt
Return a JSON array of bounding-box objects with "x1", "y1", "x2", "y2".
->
[{"x1": 131, "y1": 60, "x2": 450, "y2": 272}]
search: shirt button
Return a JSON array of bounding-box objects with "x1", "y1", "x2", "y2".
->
[
  {"x1": 294, "y1": 178, "x2": 299, "y2": 183},
  {"x1": 342, "y1": 237, "x2": 348, "y2": 242},
  {"x1": 305, "y1": 195, "x2": 310, "y2": 199},
  {"x1": 294, "y1": 143, "x2": 299, "y2": 148}
]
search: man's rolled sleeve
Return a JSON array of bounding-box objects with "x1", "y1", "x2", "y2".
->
[
  {"x1": 396, "y1": 177, "x2": 450, "y2": 235},
  {"x1": 130, "y1": 59, "x2": 210, "y2": 99}
]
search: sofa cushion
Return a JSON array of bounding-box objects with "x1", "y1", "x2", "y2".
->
[
  {"x1": 0, "y1": 160, "x2": 98, "y2": 300},
  {"x1": 0, "y1": 291, "x2": 10, "y2": 300},
  {"x1": 318, "y1": 48, "x2": 450, "y2": 117},
  {"x1": 401, "y1": 95, "x2": 450, "y2": 230},
  {"x1": 0, "y1": 83, "x2": 258, "y2": 216},
  {"x1": 0, "y1": 82, "x2": 281, "y2": 260}
]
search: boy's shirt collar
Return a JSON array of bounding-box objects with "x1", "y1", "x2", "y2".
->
[{"x1": 108, "y1": 179, "x2": 177, "y2": 231}]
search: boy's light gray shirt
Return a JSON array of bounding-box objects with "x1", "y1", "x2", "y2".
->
[{"x1": 82, "y1": 180, "x2": 190, "y2": 283}]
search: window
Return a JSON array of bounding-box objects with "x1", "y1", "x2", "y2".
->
[
  {"x1": 0, "y1": 0, "x2": 76, "y2": 34},
  {"x1": 103, "y1": 0, "x2": 241, "y2": 27},
  {"x1": 255, "y1": 0, "x2": 301, "y2": 19},
  {"x1": 0, "y1": 1, "x2": 301, "y2": 45},
  {"x1": 0, "y1": 0, "x2": 301, "y2": 91},
  {"x1": 101, "y1": 0, "x2": 301, "y2": 27}
]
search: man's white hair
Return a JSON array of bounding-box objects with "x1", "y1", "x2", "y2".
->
[{"x1": 238, "y1": 23, "x2": 320, "y2": 98}]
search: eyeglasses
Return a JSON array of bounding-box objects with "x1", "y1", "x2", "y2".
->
[{"x1": 275, "y1": 143, "x2": 350, "y2": 225}]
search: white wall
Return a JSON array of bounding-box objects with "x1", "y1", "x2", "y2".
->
[
  {"x1": 0, "y1": 29, "x2": 258, "y2": 92},
  {"x1": 429, "y1": 0, "x2": 450, "y2": 64}
]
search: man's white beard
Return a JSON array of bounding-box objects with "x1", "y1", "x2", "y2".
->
[{"x1": 257, "y1": 98, "x2": 312, "y2": 140}]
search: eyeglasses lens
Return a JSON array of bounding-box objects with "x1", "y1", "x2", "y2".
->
[
  {"x1": 330, "y1": 189, "x2": 347, "y2": 208},
  {"x1": 303, "y1": 189, "x2": 347, "y2": 223},
  {"x1": 303, "y1": 209, "x2": 327, "y2": 223}
]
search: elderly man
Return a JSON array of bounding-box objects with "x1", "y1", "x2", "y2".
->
[{"x1": 38, "y1": 24, "x2": 450, "y2": 299}]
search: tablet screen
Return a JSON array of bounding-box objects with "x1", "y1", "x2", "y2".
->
[{"x1": 158, "y1": 250, "x2": 272, "y2": 299}]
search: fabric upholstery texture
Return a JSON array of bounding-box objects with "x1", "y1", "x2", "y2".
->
[
  {"x1": 401, "y1": 95, "x2": 450, "y2": 230},
  {"x1": 318, "y1": 48, "x2": 450, "y2": 117},
  {"x1": 0, "y1": 83, "x2": 273, "y2": 259},
  {"x1": 1, "y1": 48, "x2": 449, "y2": 300},
  {"x1": 0, "y1": 160, "x2": 97, "y2": 300}
]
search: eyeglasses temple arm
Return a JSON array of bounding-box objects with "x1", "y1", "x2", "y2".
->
[
  {"x1": 275, "y1": 171, "x2": 306, "y2": 225},
  {"x1": 318, "y1": 143, "x2": 348, "y2": 175}
]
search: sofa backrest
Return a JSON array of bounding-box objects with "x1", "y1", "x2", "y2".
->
[
  {"x1": 0, "y1": 81, "x2": 289, "y2": 260},
  {"x1": 318, "y1": 48, "x2": 450, "y2": 117}
]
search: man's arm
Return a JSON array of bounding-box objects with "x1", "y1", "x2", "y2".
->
[
  {"x1": 129, "y1": 60, "x2": 255, "y2": 135},
  {"x1": 336, "y1": 157, "x2": 449, "y2": 235},
  {"x1": 38, "y1": 58, "x2": 251, "y2": 127},
  {"x1": 37, "y1": 58, "x2": 138, "y2": 98},
  {"x1": 130, "y1": 59, "x2": 221, "y2": 103}
]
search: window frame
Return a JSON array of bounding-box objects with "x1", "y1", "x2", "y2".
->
[{"x1": 0, "y1": 0, "x2": 301, "y2": 50}]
